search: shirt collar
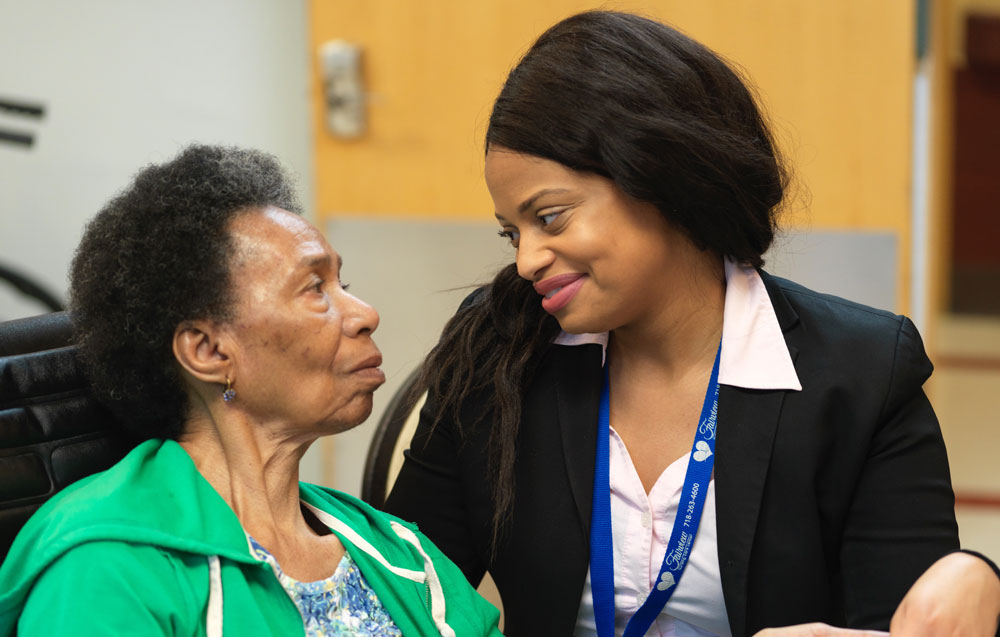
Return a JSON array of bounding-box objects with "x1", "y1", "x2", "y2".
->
[{"x1": 552, "y1": 258, "x2": 802, "y2": 391}]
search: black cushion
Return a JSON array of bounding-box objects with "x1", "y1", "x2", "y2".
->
[{"x1": 0, "y1": 312, "x2": 134, "y2": 561}]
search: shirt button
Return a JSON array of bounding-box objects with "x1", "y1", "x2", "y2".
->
[{"x1": 640, "y1": 512, "x2": 652, "y2": 528}]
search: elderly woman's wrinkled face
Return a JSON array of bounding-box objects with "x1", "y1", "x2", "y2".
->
[{"x1": 223, "y1": 207, "x2": 384, "y2": 435}]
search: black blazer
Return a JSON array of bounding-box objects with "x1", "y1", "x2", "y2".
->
[{"x1": 384, "y1": 272, "x2": 959, "y2": 636}]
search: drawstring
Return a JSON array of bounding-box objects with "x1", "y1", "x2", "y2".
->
[
  {"x1": 303, "y1": 503, "x2": 457, "y2": 637},
  {"x1": 206, "y1": 555, "x2": 223, "y2": 637},
  {"x1": 390, "y1": 521, "x2": 456, "y2": 637},
  {"x1": 306, "y1": 506, "x2": 425, "y2": 582}
]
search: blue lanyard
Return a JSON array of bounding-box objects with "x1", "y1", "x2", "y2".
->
[{"x1": 590, "y1": 344, "x2": 721, "y2": 637}]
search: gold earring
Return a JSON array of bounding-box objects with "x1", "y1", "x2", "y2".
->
[{"x1": 222, "y1": 377, "x2": 236, "y2": 403}]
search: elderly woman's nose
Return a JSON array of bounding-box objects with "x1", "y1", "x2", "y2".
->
[{"x1": 342, "y1": 293, "x2": 380, "y2": 336}]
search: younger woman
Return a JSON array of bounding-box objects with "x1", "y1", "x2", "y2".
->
[{"x1": 385, "y1": 11, "x2": 1000, "y2": 636}]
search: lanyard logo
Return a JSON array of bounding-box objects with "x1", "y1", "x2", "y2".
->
[
  {"x1": 656, "y1": 571, "x2": 676, "y2": 592},
  {"x1": 693, "y1": 440, "x2": 713, "y2": 462}
]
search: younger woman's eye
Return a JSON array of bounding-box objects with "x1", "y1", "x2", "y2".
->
[
  {"x1": 539, "y1": 210, "x2": 562, "y2": 227},
  {"x1": 497, "y1": 228, "x2": 520, "y2": 247},
  {"x1": 339, "y1": 280, "x2": 350, "y2": 292}
]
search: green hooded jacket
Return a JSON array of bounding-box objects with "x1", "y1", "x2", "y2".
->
[{"x1": 0, "y1": 439, "x2": 501, "y2": 636}]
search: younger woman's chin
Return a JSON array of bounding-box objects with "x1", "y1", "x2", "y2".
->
[{"x1": 556, "y1": 316, "x2": 608, "y2": 336}]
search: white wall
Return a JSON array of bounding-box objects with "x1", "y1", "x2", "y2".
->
[
  {"x1": 0, "y1": 0, "x2": 313, "y2": 320},
  {"x1": 0, "y1": 0, "x2": 326, "y2": 480}
]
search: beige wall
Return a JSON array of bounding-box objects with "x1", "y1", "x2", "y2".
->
[{"x1": 309, "y1": 0, "x2": 917, "y2": 308}]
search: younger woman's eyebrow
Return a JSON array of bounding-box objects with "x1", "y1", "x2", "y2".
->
[{"x1": 518, "y1": 188, "x2": 570, "y2": 213}]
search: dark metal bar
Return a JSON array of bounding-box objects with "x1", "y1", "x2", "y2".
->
[
  {"x1": 0, "y1": 98, "x2": 45, "y2": 118},
  {"x1": 0, "y1": 128, "x2": 34, "y2": 147}
]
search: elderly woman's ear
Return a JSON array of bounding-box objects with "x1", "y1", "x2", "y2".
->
[{"x1": 172, "y1": 320, "x2": 233, "y2": 392}]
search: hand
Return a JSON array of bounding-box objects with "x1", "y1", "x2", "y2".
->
[
  {"x1": 754, "y1": 623, "x2": 887, "y2": 636},
  {"x1": 890, "y1": 552, "x2": 1000, "y2": 636}
]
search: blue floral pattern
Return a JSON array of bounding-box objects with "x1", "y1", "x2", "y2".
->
[{"x1": 248, "y1": 535, "x2": 402, "y2": 636}]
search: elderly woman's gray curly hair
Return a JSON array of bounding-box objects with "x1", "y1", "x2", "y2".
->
[{"x1": 70, "y1": 144, "x2": 302, "y2": 440}]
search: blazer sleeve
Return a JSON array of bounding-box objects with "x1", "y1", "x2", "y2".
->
[
  {"x1": 384, "y1": 389, "x2": 489, "y2": 587},
  {"x1": 960, "y1": 549, "x2": 1000, "y2": 581},
  {"x1": 839, "y1": 316, "x2": 960, "y2": 628}
]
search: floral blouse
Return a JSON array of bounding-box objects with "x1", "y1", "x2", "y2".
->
[{"x1": 248, "y1": 535, "x2": 403, "y2": 636}]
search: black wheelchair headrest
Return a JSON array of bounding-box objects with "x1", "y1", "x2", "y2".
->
[{"x1": 0, "y1": 312, "x2": 134, "y2": 561}]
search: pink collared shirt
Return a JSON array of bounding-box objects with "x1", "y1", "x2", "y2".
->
[{"x1": 568, "y1": 260, "x2": 801, "y2": 637}]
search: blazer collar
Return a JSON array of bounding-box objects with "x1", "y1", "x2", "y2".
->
[{"x1": 758, "y1": 269, "x2": 801, "y2": 333}]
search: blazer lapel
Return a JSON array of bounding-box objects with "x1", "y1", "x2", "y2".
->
[
  {"x1": 551, "y1": 343, "x2": 604, "y2": 539},
  {"x1": 717, "y1": 270, "x2": 801, "y2": 637},
  {"x1": 716, "y1": 384, "x2": 787, "y2": 637}
]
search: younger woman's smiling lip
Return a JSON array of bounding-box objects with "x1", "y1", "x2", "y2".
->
[{"x1": 534, "y1": 273, "x2": 587, "y2": 314}]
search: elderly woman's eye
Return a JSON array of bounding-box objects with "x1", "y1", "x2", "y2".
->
[{"x1": 311, "y1": 279, "x2": 325, "y2": 292}]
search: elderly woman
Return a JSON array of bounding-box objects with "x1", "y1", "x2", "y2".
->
[{"x1": 0, "y1": 145, "x2": 500, "y2": 636}]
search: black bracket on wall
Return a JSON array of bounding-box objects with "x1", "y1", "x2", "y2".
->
[{"x1": 0, "y1": 97, "x2": 46, "y2": 148}]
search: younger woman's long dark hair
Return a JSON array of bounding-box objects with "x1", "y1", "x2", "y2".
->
[{"x1": 413, "y1": 10, "x2": 788, "y2": 551}]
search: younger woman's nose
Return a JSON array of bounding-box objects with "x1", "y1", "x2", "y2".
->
[{"x1": 515, "y1": 232, "x2": 555, "y2": 282}]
